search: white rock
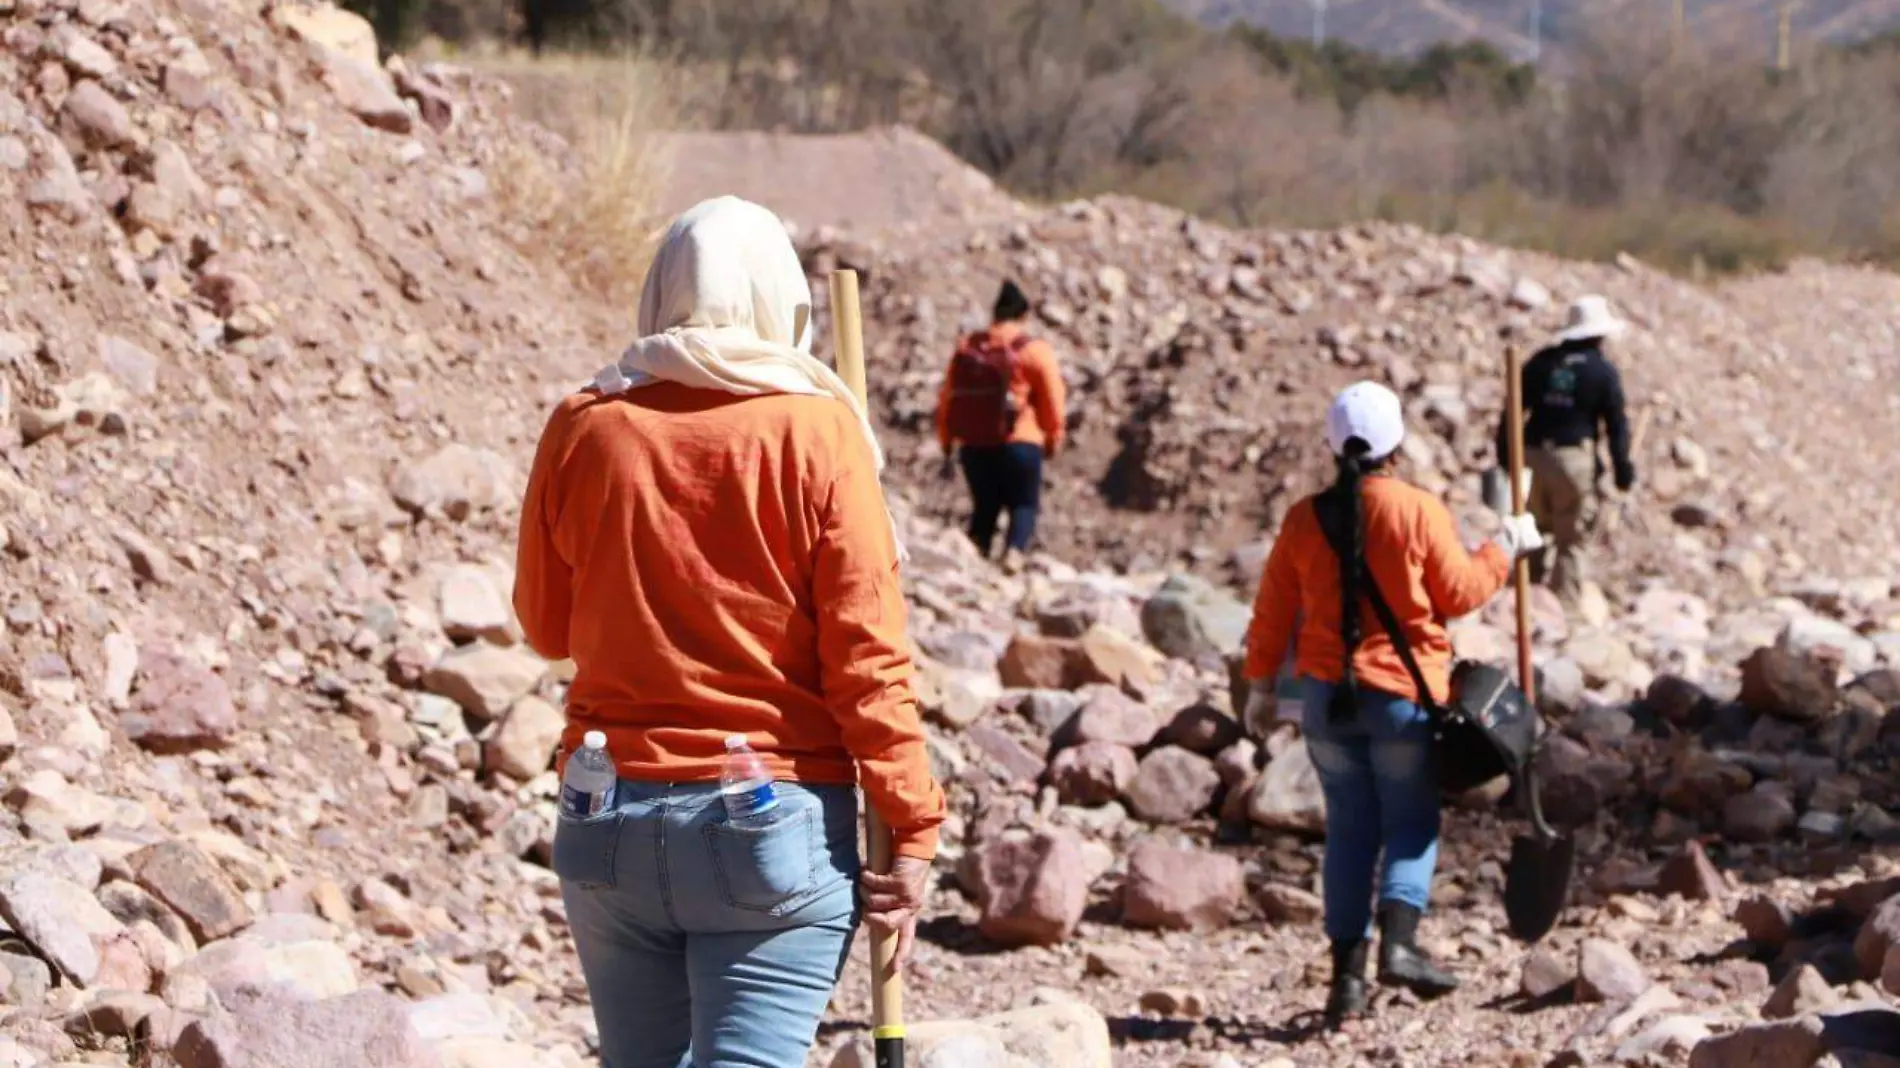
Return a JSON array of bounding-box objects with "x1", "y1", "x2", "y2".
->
[
  {"x1": 438, "y1": 566, "x2": 516, "y2": 645},
  {"x1": 484, "y1": 696, "x2": 565, "y2": 781}
]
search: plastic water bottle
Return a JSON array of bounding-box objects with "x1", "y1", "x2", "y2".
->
[
  {"x1": 719, "y1": 735, "x2": 779, "y2": 823},
  {"x1": 560, "y1": 731, "x2": 616, "y2": 819}
]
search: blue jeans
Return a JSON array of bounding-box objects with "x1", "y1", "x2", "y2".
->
[
  {"x1": 554, "y1": 781, "x2": 861, "y2": 1068},
  {"x1": 1300, "y1": 678, "x2": 1441, "y2": 944},
  {"x1": 960, "y1": 443, "x2": 1043, "y2": 555}
]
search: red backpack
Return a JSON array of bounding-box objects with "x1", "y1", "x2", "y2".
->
[{"x1": 945, "y1": 329, "x2": 1029, "y2": 447}]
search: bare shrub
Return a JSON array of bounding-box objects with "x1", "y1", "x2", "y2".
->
[{"x1": 479, "y1": 52, "x2": 676, "y2": 310}]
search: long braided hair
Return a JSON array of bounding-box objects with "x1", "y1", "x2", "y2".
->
[{"x1": 1320, "y1": 438, "x2": 1373, "y2": 724}]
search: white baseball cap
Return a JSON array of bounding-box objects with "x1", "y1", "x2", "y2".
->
[{"x1": 1326, "y1": 382, "x2": 1405, "y2": 461}]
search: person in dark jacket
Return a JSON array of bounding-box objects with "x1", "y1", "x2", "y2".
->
[{"x1": 1495, "y1": 295, "x2": 1635, "y2": 604}]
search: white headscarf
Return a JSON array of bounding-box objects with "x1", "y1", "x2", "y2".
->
[{"x1": 592, "y1": 196, "x2": 903, "y2": 557}]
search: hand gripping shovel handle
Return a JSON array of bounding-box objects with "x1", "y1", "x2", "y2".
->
[{"x1": 828, "y1": 269, "x2": 906, "y2": 1068}]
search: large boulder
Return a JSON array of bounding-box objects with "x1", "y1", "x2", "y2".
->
[
  {"x1": 391, "y1": 445, "x2": 515, "y2": 521},
  {"x1": 1577, "y1": 939, "x2": 1650, "y2": 1003},
  {"x1": 1123, "y1": 747, "x2": 1220, "y2": 825},
  {"x1": 63, "y1": 81, "x2": 137, "y2": 148},
  {"x1": 1062, "y1": 688, "x2": 1159, "y2": 749},
  {"x1": 423, "y1": 643, "x2": 546, "y2": 725},
  {"x1": 1074, "y1": 626, "x2": 1155, "y2": 691},
  {"x1": 1780, "y1": 616, "x2": 1879, "y2": 675},
  {"x1": 1854, "y1": 894, "x2": 1900, "y2": 981},
  {"x1": 1245, "y1": 740, "x2": 1325, "y2": 834},
  {"x1": 1762, "y1": 964, "x2": 1837, "y2": 1020},
  {"x1": 172, "y1": 989, "x2": 438, "y2": 1068},
  {"x1": 1658, "y1": 840, "x2": 1726, "y2": 902},
  {"x1": 1740, "y1": 646, "x2": 1838, "y2": 722},
  {"x1": 1644, "y1": 674, "x2": 1717, "y2": 730},
  {"x1": 129, "y1": 841, "x2": 254, "y2": 944},
  {"x1": 1140, "y1": 575, "x2": 1250, "y2": 662},
  {"x1": 1566, "y1": 630, "x2": 1641, "y2": 690},
  {"x1": 830, "y1": 990, "x2": 1111, "y2": 1068},
  {"x1": 438, "y1": 566, "x2": 516, "y2": 645},
  {"x1": 1000, "y1": 635, "x2": 1077, "y2": 691},
  {"x1": 0, "y1": 870, "x2": 127, "y2": 987},
  {"x1": 928, "y1": 668, "x2": 1003, "y2": 731},
  {"x1": 1724, "y1": 786, "x2": 1797, "y2": 843},
  {"x1": 1121, "y1": 841, "x2": 1242, "y2": 931},
  {"x1": 965, "y1": 724, "x2": 1048, "y2": 787},
  {"x1": 1036, "y1": 587, "x2": 1141, "y2": 639},
  {"x1": 270, "y1": 2, "x2": 380, "y2": 65},
  {"x1": 484, "y1": 696, "x2": 565, "y2": 781},
  {"x1": 963, "y1": 829, "x2": 1089, "y2": 948},
  {"x1": 1048, "y1": 742, "x2": 1138, "y2": 807},
  {"x1": 124, "y1": 649, "x2": 238, "y2": 754},
  {"x1": 164, "y1": 934, "x2": 359, "y2": 1007},
  {"x1": 1158, "y1": 702, "x2": 1242, "y2": 755},
  {"x1": 1687, "y1": 1016, "x2": 1825, "y2": 1068}
]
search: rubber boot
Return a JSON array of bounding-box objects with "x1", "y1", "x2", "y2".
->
[
  {"x1": 1324, "y1": 938, "x2": 1369, "y2": 1028},
  {"x1": 1376, "y1": 901, "x2": 1460, "y2": 997}
]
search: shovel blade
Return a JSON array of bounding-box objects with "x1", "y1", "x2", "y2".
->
[{"x1": 1505, "y1": 830, "x2": 1575, "y2": 943}]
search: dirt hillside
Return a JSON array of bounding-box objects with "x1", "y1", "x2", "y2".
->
[{"x1": 660, "y1": 125, "x2": 1023, "y2": 240}]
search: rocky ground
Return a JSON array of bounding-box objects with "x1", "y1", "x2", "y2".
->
[{"x1": 1, "y1": 3, "x2": 1897, "y2": 1068}]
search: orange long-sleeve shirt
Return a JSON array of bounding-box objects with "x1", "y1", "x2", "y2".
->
[
  {"x1": 935, "y1": 321, "x2": 1068, "y2": 452},
  {"x1": 513, "y1": 383, "x2": 946, "y2": 860},
  {"x1": 1244, "y1": 476, "x2": 1511, "y2": 706}
]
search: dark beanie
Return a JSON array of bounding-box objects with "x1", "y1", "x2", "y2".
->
[{"x1": 993, "y1": 280, "x2": 1031, "y2": 323}]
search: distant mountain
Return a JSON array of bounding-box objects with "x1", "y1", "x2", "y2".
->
[{"x1": 1167, "y1": 0, "x2": 1900, "y2": 59}]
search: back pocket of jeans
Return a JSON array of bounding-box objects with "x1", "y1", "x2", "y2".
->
[
  {"x1": 705, "y1": 807, "x2": 817, "y2": 913},
  {"x1": 552, "y1": 812, "x2": 623, "y2": 890}
]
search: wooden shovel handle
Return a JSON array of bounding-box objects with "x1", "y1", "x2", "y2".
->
[
  {"x1": 1506, "y1": 346, "x2": 1536, "y2": 705},
  {"x1": 827, "y1": 269, "x2": 906, "y2": 1054}
]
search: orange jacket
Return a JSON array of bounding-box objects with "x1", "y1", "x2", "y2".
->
[
  {"x1": 1244, "y1": 476, "x2": 1510, "y2": 706},
  {"x1": 514, "y1": 383, "x2": 947, "y2": 860},
  {"x1": 935, "y1": 321, "x2": 1067, "y2": 453}
]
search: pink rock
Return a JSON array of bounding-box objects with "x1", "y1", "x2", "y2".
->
[
  {"x1": 1048, "y1": 742, "x2": 1137, "y2": 806},
  {"x1": 172, "y1": 989, "x2": 438, "y2": 1068},
  {"x1": 1122, "y1": 840, "x2": 1242, "y2": 931},
  {"x1": 124, "y1": 649, "x2": 237, "y2": 754},
  {"x1": 1065, "y1": 688, "x2": 1158, "y2": 749},
  {"x1": 964, "y1": 829, "x2": 1088, "y2": 948},
  {"x1": 1123, "y1": 747, "x2": 1220, "y2": 824}
]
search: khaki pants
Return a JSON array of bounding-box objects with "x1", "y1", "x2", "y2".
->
[{"x1": 1525, "y1": 445, "x2": 1598, "y2": 603}]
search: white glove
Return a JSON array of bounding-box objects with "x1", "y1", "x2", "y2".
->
[{"x1": 1492, "y1": 513, "x2": 1545, "y2": 561}]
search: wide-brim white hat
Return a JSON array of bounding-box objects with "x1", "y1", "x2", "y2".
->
[{"x1": 1554, "y1": 294, "x2": 1628, "y2": 345}]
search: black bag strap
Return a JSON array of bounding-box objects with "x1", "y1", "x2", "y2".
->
[{"x1": 1313, "y1": 495, "x2": 1442, "y2": 717}]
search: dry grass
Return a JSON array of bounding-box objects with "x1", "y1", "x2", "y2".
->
[{"x1": 474, "y1": 51, "x2": 677, "y2": 312}]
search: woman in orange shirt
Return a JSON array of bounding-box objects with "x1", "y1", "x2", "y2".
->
[
  {"x1": 1242, "y1": 383, "x2": 1541, "y2": 1028},
  {"x1": 935, "y1": 280, "x2": 1067, "y2": 568},
  {"x1": 514, "y1": 197, "x2": 945, "y2": 1068}
]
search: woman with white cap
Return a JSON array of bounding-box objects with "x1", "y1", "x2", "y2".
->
[
  {"x1": 514, "y1": 196, "x2": 946, "y2": 1067},
  {"x1": 1241, "y1": 382, "x2": 1542, "y2": 1027}
]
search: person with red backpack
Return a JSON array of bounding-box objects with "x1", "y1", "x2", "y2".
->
[{"x1": 936, "y1": 280, "x2": 1067, "y2": 566}]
